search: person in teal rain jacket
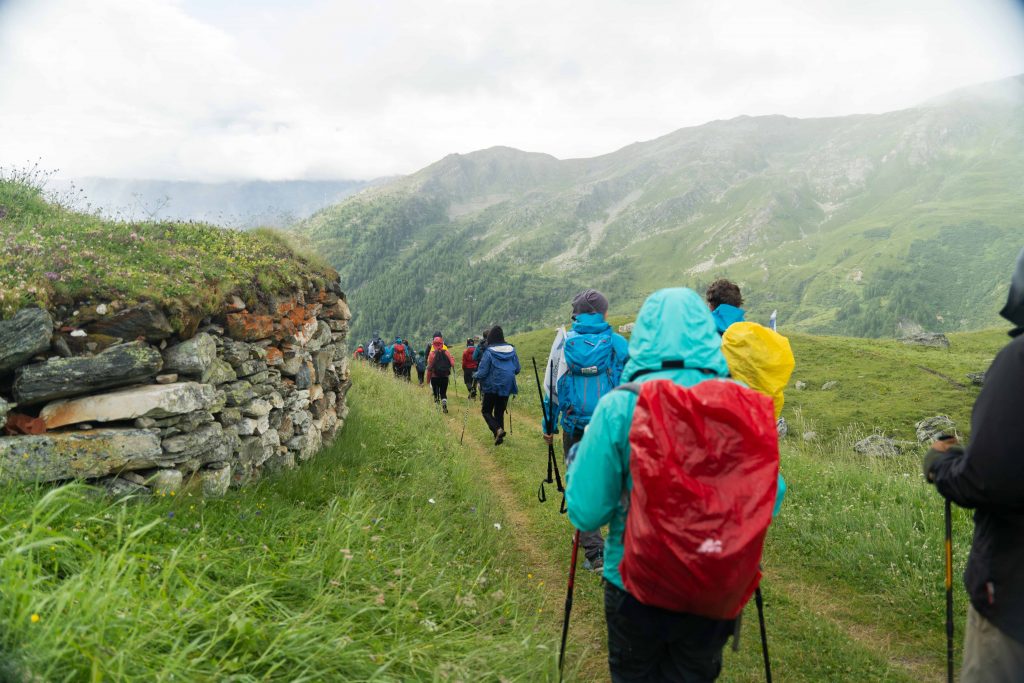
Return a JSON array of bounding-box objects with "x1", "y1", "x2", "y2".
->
[
  {"x1": 566, "y1": 287, "x2": 785, "y2": 683},
  {"x1": 705, "y1": 278, "x2": 746, "y2": 335}
]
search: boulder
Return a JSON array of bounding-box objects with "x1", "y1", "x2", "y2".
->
[
  {"x1": 618, "y1": 322, "x2": 635, "y2": 335},
  {"x1": 0, "y1": 308, "x2": 53, "y2": 373},
  {"x1": 40, "y1": 382, "x2": 217, "y2": 429},
  {"x1": 162, "y1": 422, "x2": 223, "y2": 461},
  {"x1": 802, "y1": 431, "x2": 817, "y2": 442},
  {"x1": 226, "y1": 312, "x2": 274, "y2": 342},
  {"x1": 144, "y1": 468, "x2": 184, "y2": 494},
  {"x1": 794, "y1": 380, "x2": 807, "y2": 391},
  {"x1": 915, "y1": 415, "x2": 956, "y2": 443},
  {"x1": 203, "y1": 359, "x2": 237, "y2": 385},
  {"x1": 966, "y1": 371, "x2": 986, "y2": 387},
  {"x1": 854, "y1": 434, "x2": 901, "y2": 458},
  {"x1": 97, "y1": 476, "x2": 151, "y2": 498},
  {"x1": 900, "y1": 332, "x2": 950, "y2": 349},
  {"x1": 162, "y1": 333, "x2": 217, "y2": 377},
  {"x1": 0, "y1": 429, "x2": 165, "y2": 482},
  {"x1": 821, "y1": 381, "x2": 838, "y2": 391},
  {"x1": 287, "y1": 427, "x2": 321, "y2": 461},
  {"x1": 85, "y1": 302, "x2": 173, "y2": 341},
  {"x1": 14, "y1": 342, "x2": 163, "y2": 405},
  {"x1": 200, "y1": 464, "x2": 231, "y2": 497},
  {"x1": 0, "y1": 397, "x2": 12, "y2": 428}
]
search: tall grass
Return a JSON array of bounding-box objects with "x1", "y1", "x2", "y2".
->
[{"x1": 0, "y1": 362, "x2": 554, "y2": 681}]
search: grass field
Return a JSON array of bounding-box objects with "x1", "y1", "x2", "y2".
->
[{"x1": 0, "y1": 323, "x2": 1009, "y2": 681}]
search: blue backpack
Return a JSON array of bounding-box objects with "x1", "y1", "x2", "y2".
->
[{"x1": 558, "y1": 330, "x2": 618, "y2": 433}]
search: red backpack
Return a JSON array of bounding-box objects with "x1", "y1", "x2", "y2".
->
[
  {"x1": 393, "y1": 343, "x2": 407, "y2": 365},
  {"x1": 618, "y1": 379, "x2": 778, "y2": 619}
]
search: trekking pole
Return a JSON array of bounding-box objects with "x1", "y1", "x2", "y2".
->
[
  {"x1": 508, "y1": 396, "x2": 513, "y2": 435},
  {"x1": 558, "y1": 529, "x2": 581, "y2": 681},
  {"x1": 532, "y1": 358, "x2": 555, "y2": 502},
  {"x1": 755, "y1": 586, "x2": 772, "y2": 683},
  {"x1": 944, "y1": 498, "x2": 954, "y2": 683},
  {"x1": 547, "y1": 360, "x2": 566, "y2": 513},
  {"x1": 460, "y1": 397, "x2": 470, "y2": 445}
]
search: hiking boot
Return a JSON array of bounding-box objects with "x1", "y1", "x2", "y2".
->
[
  {"x1": 583, "y1": 553, "x2": 604, "y2": 573},
  {"x1": 495, "y1": 427, "x2": 506, "y2": 445},
  {"x1": 441, "y1": 399, "x2": 448, "y2": 414}
]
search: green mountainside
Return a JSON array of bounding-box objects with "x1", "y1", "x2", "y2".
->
[{"x1": 296, "y1": 75, "x2": 1024, "y2": 343}]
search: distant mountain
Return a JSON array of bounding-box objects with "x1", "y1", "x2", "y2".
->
[
  {"x1": 296, "y1": 75, "x2": 1024, "y2": 343},
  {"x1": 56, "y1": 178, "x2": 372, "y2": 228}
]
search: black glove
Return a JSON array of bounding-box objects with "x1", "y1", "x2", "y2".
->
[{"x1": 922, "y1": 445, "x2": 965, "y2": 482}]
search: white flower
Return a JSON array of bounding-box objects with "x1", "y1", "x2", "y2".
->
[
  {"x1": 428, "y1": 498, "x2": 436, "y2": 504},
  {"x1": 493, "y1": 523, "x2": 502, "y2": 530}
]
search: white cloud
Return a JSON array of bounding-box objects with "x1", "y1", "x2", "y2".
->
[{"x1": 1, "y1": 0, "x2": 1022, "y2": 180}]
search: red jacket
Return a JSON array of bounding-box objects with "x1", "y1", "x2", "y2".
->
[{"x1": 462, "y1": 347, "x2": 478, "y2": 370}]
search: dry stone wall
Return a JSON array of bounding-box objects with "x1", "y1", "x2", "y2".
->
[{"x1": 0, "y1": 279, "x2": 351, "y2": 497}]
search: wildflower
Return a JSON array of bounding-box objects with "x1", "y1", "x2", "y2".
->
[
  {"x1": 428, "y1": 498, "x2": 436, "y2": 504},
  {"x1": 493, "y1": 523, "x2": 502, "y2": 530},
  {"x1": 421, "y1": 618, "x2": 439, "y2": 632},
  {"x1": 167, "y1": 511, "x2": 174, "y2": 519},
  {"x1": 30, "y1": 614, "x2": 39, "y2": 623}
]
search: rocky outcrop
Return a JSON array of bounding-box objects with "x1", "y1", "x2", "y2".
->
[
  {"x1": 0, "y1": 280, "x2": 352, "y2": 497},
  {"x1": 854, "y1": 434, "x2": 901, "y2": 457},
  {"x1": 900, "y1": 332, "x2": 950, "y2": 349},
  {"x1": 13, "y1": 342, "x2": 163, "y2": 405},
  {"x1": 915, "y1": 415, "x2": 956, "y2": 443},
  {"x1": 0, "y1": 308, "x2": 54, "y2": 373}
]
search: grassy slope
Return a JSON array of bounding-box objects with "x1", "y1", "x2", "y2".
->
[
  {"x1": 0, "y1": 178, "x2": 335, "y2": 323},
  {"x1": 0, "y1": 362, "x2": 554, "y2": 682},
  {"x1": 0, "y1": 324, "x2": 1008, "y2": 680}
]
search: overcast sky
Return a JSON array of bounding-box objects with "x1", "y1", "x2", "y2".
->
[{"x1": 2, "y1": 0, "x2": 1023, "y2": 181}]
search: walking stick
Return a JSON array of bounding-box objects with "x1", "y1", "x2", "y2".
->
[
  {"x1": 508, "y1": 396, "x2": 513, "y2": 435},
  {"x1": 460, "y1": 397, "x2": 470, "y2": 445},
  {"x1": 945, "y1": 498, "x2": 954, "y2": 683},
  {"x1": 755, "y1": 586, "x2": 772, "y2": 683},
  {"x1": 532, "y1": 358, "x2": 564, "y2": 508},
  {"x1": 559, "y1": 529, "x2": 581, "y2": 681}
]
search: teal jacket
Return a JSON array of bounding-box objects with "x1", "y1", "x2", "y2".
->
[{"x1": 565, "y1": 288, "x2": 785, "y2": 590}]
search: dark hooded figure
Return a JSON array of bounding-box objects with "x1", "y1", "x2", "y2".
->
[{"x1": 923, "y1": 246, "x2": 1024, "y2": 681}]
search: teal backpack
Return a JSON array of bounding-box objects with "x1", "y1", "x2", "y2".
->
[{"x1": 558, "y1": 330, "x2": 618, "y2": 433}]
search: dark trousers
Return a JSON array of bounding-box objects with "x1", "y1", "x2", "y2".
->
[
  {"x1": 463, "y1": 368, "x2": 477, "y2": 396},
  {"x1": 605, "y1": 582, "x2": 733, "y2": 683},
  {"x1": 563, "y1": 429, "x2": 605, "y2": 564},
  {"x1": 481, "y1": 393, "x2": 509, "y2": 435},
  {"x1": 430, "y1": 376, "x2": 449, "y2": 402},
  {"x1": 416, "y1": 367, "x2": 425, "y2": 385}
]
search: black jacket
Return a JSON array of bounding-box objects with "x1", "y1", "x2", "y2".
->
[{"x1": 927, "y1": 331, "x2": 1024, "y2": 643}]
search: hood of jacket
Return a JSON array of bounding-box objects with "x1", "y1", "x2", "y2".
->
[
  {"x1": 1001, "y1": 247, "x2": 1024, "y2": 333},
  {"x1": 622, "y1": 288, "x2": 730, "y2": 382},
  {"x1": 711, "y1": 303, "x2": 746, "y2": 334},
  {"x1": 572, "y1": 312, "x2": 612, "y2": 335},
  {"x1": 487, "y1": 344, "x2": 516, "y2": 359}
]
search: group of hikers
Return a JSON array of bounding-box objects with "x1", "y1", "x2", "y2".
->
[
  {"x1": 353, "y1": 248, "x2": 1024, "y2": 683},
  {"x1": 354, "y1": 327, "x2": 522, "y2": 441}
]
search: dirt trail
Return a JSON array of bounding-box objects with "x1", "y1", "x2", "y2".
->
[{"x1": 440, "y1": 407, "x2": 607, "y2": 682}]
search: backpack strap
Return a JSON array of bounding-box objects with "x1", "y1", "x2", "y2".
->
[{"x1": 626, "y1": 360, "x2": 722, "y2": 382}]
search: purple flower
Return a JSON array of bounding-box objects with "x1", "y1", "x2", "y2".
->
[
  {"x1": 167, "y1": 511, "x2": 175, "y2": 519},
  {"x1": 44, "y1": 272, "x2": 60, "y2": 281}
]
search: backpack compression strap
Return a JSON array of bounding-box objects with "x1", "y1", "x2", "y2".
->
[{"x1": 626, "y1": 359, "x2": 722, "y2": 382}]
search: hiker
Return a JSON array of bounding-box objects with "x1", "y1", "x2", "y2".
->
[
  {"x1": 474, "y1": 326, "x2": 520, "y2": 445},
  {"x1": 378, "y1": 338, "x2": 393, "y2": 373},
  {"x1": 353, "y1": 345, "x2": 366, "y2": 360},
  {"x1": 543, "y1": 288, "x2": 628, "y2": 572},
  {"x1": 565, "y1": 288, "x2": 784, "y2": 682},
  {"x1": 923, "y1": 247, "x2": 1024, "y2": 682},
  {"x1": 367, "y1": 333, "x2": 385, "y2": 368},
  {"x1": 415, "y1": 342, "x2": 427, "y2": 385},
  {"x1": 473, "y1": 328, "x2": 490, "y2": 363},
  {"x1": 425, "y1": 336, "x2": 456, "y2": 413},
  {"x1": 401, "y1": 338, "x2": 415, "y2": 381},
  {"x1": 705, "y1": 278, "x2": 746, "y2": 334},
  {"x1": 462, "y1": 338, "x2": 479, "y2": 399},
  {"x1": 388, "y1": 337, "x2": 409, "y2": 379}
]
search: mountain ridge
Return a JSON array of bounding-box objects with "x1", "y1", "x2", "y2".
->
[{"x1": 296, "y1": 74, "x2": 1024, "y2": 343}]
